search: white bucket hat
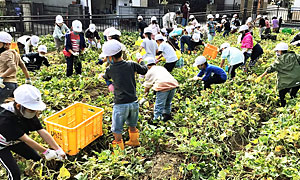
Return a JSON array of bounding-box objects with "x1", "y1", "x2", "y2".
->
[
  {"x1": 274, "y1": 42, "x2": 288, "y2": 51},
  {"x1": 30, "y1": 35, "x2": 39, "y2": 47},
  {"x1": 144, "y1": 27, "x2": 153, "y2": 34},
  {"x1": 193, "y1": 56, "x2": 206, "y2": 67},
  {"x1": 151, "y1": 16, "x2": 157, "y2": 22},
  {"x1": 207, "y1": 14, "x2": 214, "y2": 19},
  {"x1": 189, "y1": 15, "x2": 195, "y2": 19},
  {"x1": 14, "y1": 84, "x2": 46, "y2": 111},
  {"x1": 238, "y1": 25, "x2": 249, "y2": 32},
  {"x1": 138, "y1": 16, "x2": 143, "y2": 20},
  {"x1": 0, "y1": 31, "x2": 12, "y2": 43},
  {"x1": 220, "y1": 43, "x2": 230, "y2": 50},
  {"x1": 72, "y1": 20, "x2": 82, "y2": 32},
  {"x1": 55, "y1": 15, "x2": 63, "y2": 24},
  {"x1": 155, "y1": 34, "x2": 164, "y2": 41},
  {"x1": 100, "y1": 39, "x2": 122, "y2": 57},
  {"x1": 222, "y1": 15, "x2": 227, "y2": 18},
  {"x1": 89, "y1": 24, "x2": 96, "y2": 33},
  {"x1": 38, "y1": 45, "x2": 47, "y2": 53},
  {"x1": 145, "y1": 57, "x2": 156, "y2": 65},
  {"x1": 108, "y1": 29, "x2": 121, "y2": 37}
]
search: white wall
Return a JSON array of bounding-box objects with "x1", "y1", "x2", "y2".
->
[
  {"x1": 224, "y1": 0, "x2": 241, "y2": 5},
  {"x1": 117, "y1": 0, "x2": 130, "y2": 6},
  {"x1": 132, "y1": 0, "x2": 140, "y2": 7},
  {"x1": 293, "y1": 0, "x2": 300, "y2": 7}
]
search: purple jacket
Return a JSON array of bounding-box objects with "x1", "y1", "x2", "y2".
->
[{"x1": 241, "y1": 32, "x2": 253, "y2": 49}]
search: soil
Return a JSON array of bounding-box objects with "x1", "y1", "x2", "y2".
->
[{"x1": 144, "y1": 152, "x2": 184, "y2": 180}]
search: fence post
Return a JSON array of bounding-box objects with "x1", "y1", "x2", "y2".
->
[
  {"x1": 242, "y1": 0, "x2": 249, "y2": 24},
  {"x1": 19, "y1": 13, "x2": 24, "y2": 35}
]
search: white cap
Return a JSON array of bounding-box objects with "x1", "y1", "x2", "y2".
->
[
  {"x1": 220, "y1": 43, "x2": 230, "y2": 49},
  {"x1": 233, "y1": 14, "x2": 238, "y2": 17},
  {"x1": 0, "y1": 31, "x2": 12, "y2": 43},
  {"x1": 215, "y1": 14, "x2": 220, "y2": 18},
  {"x1": 221, "y1": 19, "x2": 226, "y2": 24},
  {"x1": 246, "y1": 17, "x2": 252, "y2": 23},
  {"x1": 38, "y1": 45, "x2": 47, "y2": 53},
  {"x1": 189, "y1": 15, "x2": 195, "y2": 19},
  {"x1": 195, "y1": 23, "x2": 201, "y2": 27},
  {"x1": 103, "y1": 27, "x2": 116, "y2": 36},
  {"x1": 161, "y1": 28, "x2": 167, "y2": 33},
  {"x1": 274, "y1": 42, "x2": 288, "y2": 51},
  {"x1": 14, "y1": 84, "x2": 46, "y2": 111},
  {"x1": 30, "y1": 35, "x2": 39, "y2": 47},
  {"x1": 151, "y1": 16, "x2": 157, "y2": 22},
  {"x1": 144, "y1": 27, "x2": 152, "y2": 34},
  {"x1": 263, "y1": 15, "x2": 267, "y2": 19},
  {"x1": 108, "y1": 29, "x2": 121, "y2": 36},
  {"x1": 222, "y1": 15, "x2": 227, "y2": 18},
  {"x1": 138, "y1": 16, "x2": 143, "y2": 20},
  {"x1": 193, "y1": 56, "x2": 206, "y2": 67},
  {"x1": 155, "y1": 34, "x2": 164, "y2": 41},
  {"x1": 207, "y1": 14, "x2": 214, "y2": 19},
  {"x1": 145, "y1": 57, "x2": 156, "y2": 65},
  {"x1": 238, "y1": 25, "x2": 249, "y2": 32},
  {"x1": 100, "y1": 39, "x2": 122, "y2": 57},
  {"x1": 257, "y1": 15, "x2": 262, "y2": 19},
  {"x1": 55, "y1": 15, "x2": 63, "y2": 24},
  {"x1": 72, "y1": 20, "x2": 82, "y2": 32},
  {"x1": 89, "y1": 24, "x2": 96, "y2": 33}
]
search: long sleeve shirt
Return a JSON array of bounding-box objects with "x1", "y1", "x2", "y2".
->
[
  {"x1": 197, "y1": 64, "x2": 227, "y2": 81},
  {"x1": 53, "y1": 23, "x2": 69, "y2": 41}
]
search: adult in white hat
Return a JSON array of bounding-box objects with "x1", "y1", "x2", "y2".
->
[
  {"x1": 162, "y1": 11, "x2": 181, "y2": 29},
  {"x1": 64, "y1": 20, "x2": 86, "y2": 77},
  {"x1": 239, "y1": 24, "x2": 253, "y2": 72},
  {"x1": 0, "y1": 31, "x2": 31, "y2": 104},
  {"x1": 137, "y1": 15, "x2": 148, "y2": 39},
  {"x1": 257, "y1": 42, "x2": 300, "y2": 107},
  {"x1": 85, "y1": 24, "x2": 101, "y2": 49},
  {"x1": 17, "y1": 35, "x2": 40, "y2": 54},
  {"x1": 0, "y1": 84, "x2": 66, "y2": 180},
  {"x1": 21, "y1": 45, "x2": 50, "y2": 72},
  {"x1": 219, "y1": 43, "x2": 244, "y2": 79},
  {"x1": 53, "y1": 15, "x2": 69, "y2": 52},
  {"x1": 191, "y1": 56, "x2": 227, "y2": 90},
  {"x1": 99, "y1": 40, "x2": 148, "y2": 151},
  {"x1": 142, "y1": 56, "x2": 179, "y2": 121},
  {"x1": 149, "y1": 16, "x2": 160, "y2": 39},
  {"x1": 181, "y1": 1, "x2": 190, "y2": 26},
  {"x1": 257, "y1": 14, "x2": 266, "y2": 36},
  {"x1": 155, "y1": 34, "x2": 178, "y2": 72},
  {"x1": 138, "y1": 27, "x2": 158, "y2": 61}
]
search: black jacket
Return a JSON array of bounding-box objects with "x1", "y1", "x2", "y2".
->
[
  {"x1": 22, "y1": 53, "x2": 50, "y2": 71},
  {"x1": 85, "y1": 29, "x2": 101, "y2": 40}
]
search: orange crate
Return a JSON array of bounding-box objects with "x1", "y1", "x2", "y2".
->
[
  {"x1": 203, "y1": 44, "x2": 218, "y2": 60},
  {"x1": 44, "y1": 102, "x2": 103, "y2": 155},
  {"x1": 10, "y1": 42, "x2": 19, "y2": 54}
]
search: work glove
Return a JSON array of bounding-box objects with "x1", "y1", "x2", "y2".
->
[
  {"x1": 0, "y1": 77, "x2": 5, "y2": 89},
  {"x1": 139, "y1": 98, "x2": 147, "y2": 105},
  {"x1": 98, "y1": 73, "x2": 104, "y2": 79},
  {"x1": 192, "y1": 76, "x2": 200, "y2": 81},
  {"x1": 56, "y1": 148, "x2": 67, "y2": 161},
  {"x1": 255, "y1": 77, "x2": 262, "y2": 83},
  {"x1": 43, "y1": 149, "x2": 58, "y2": 160},
  {"x1": 22, "y1": 57, "x2": 30, "y2": 63},
  {"x1": 72, "y1": 52, "x2": 79, "y2": 56},
  {"x1": 91, "y1": 41, "x2": 96, "y2": 47},
  {"x1": 25, "y1": 78, "x2": 32, "y2": 85},
  {"x1": 108, "y1": 84, "x2": 114, "y2": 93},
  {"x1": 136, "y1": 53, "x2": 142, "y2": 61},
  {"x1": 97, "y1": 43, "x2": 101, "y2": 49}
]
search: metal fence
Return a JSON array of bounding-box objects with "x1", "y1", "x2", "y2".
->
[{"x1": 0, "y1": 8, "x2": 300, "y2": 40}]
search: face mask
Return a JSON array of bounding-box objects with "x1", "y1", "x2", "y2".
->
[
  {"x1": 276, "y1": 52, "x2": 281, "y2": 57},
  {"x1": 20, "y1": 106, "x2": 36, "y2": 119},
  {"x1": 39, "y1": 53, "x2": 45, "y2": 57},
  {"x1": 107, "y1": 57, "x2": 114, "y2": 65},
  {"x1": 74, "y1": 32, "x2": 80, "y2": 35}
]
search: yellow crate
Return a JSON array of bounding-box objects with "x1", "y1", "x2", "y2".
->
[{"x1": 44, "y1": 102, "x2": 103, "y2": 155}]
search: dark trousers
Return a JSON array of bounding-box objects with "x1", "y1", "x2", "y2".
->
[
  {"x1": 223, "y1": 30, "x2": 230, "y2": 37},
  {"x1": 66, "y1": 55, "x2": 82, "y2": 77},
  {"x1": 278, "y1": 86, "x2": 300, "y2": 107},
  {"x1": 164, "y1": 61, "x2": 177, "y2": 72},
  {"x1": 243, "y1": 52, "x2": 251, "y2": 66},
  {"x1": 0, "y1": 82, "x2": 17, "y2": 104},
  {"x1": 180, "y1": 35, "x2": 191, "y2": 53},
  {"x1": 204, "y1": 74, "x2": 226, "y2": 90},
  {"x1": 191, "y1": 41, "x2": 204, "y2": 51},
  {"x1": 228, "y1": 63, "x2": 243, "y2": 79},
  {"x1": 0, "y1": 142, "x2": 41, "y2": 180}
]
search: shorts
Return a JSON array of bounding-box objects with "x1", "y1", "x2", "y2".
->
[{"x1": 111, "y1": 101, "x2": 139, "y2": 134}]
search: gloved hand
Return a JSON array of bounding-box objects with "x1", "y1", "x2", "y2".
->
[
  {"x1": 56, "y1": 148, "x2": 67, "y2": 161},
  {"x1": 43, "y1": 149, "x2": 58, "y2": 160},
  {"x1": 72, "y1": 52, "x2": 79, "y2": 56},
  {"x1": 193, "y1": 76, "x2": 200, "y2": 81},
  {"x1": 22, "y1": 57, "x2": 30, "y2": 63},
  {"x1": 136, "y1": 53, "x2": 142, "y2": 61},
  {"x1": 25, "y1": 78, "x2": 31, "y2": 84},
  {"x1": 97, "y1": 43, "x2": 101, "y2": 49},
  {"x1": 139, "y1": 98, "x2": 147, "y2": 105},
  {"x1": 108, "y1": 84, "x2": 114, "y2": 93},
  {"x1": 91, "y1": 41, "x2": 96, "y2": 47},
  {"x1": 98, "y1": 73, "x2": 104, "y2": 79},
  {"x1": 0, "y1": 77, "x2": 5, "y2": 89},
  {"x1": 255, "y1": 77, "x2": 262, "y2": 83}
]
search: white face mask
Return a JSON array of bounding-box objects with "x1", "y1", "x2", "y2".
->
[{"x1": 20, "y1": 106, "x2": 36, "y2": 119}]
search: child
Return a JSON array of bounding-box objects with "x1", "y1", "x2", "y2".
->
[
  {"x1": 53, "y1": 15, "x2": 69, "y2": 52},
  {"x1": 207, "y1": 14, "x2": 216, "y2": 42},
  {"x1": 192, "y1": 56, "x2": 227, "y2": 89},
  {"x1": 101, "y1": 40, "x2": 148, "y2": 150},
  {"x1": 63, "y1": 20, "x2": 86, "y2": 77},
  {"x1": 85, "y1": 24, "x2": 101, "y2": 49},
  {"x1": 22, "y1": 45, "x2": 50, "y2": 71}
]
